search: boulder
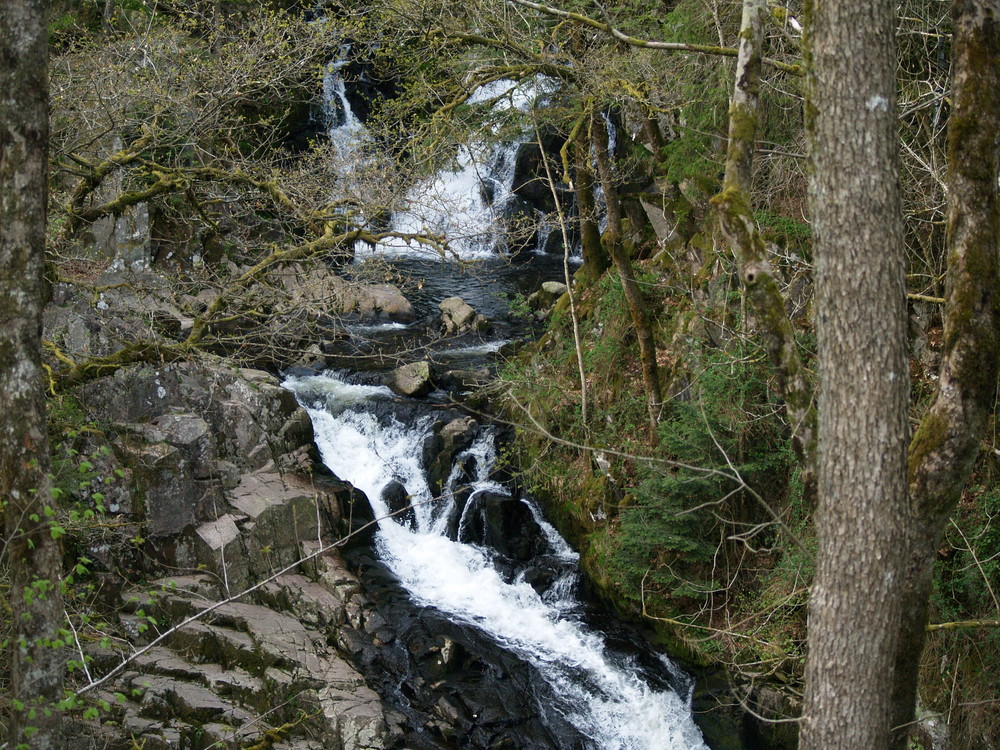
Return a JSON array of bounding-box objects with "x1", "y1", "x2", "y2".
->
[
  {"x1": 527, "y1": 281, "x2": 568, "y2": 312},
  {"x1": 439, "y1": 296, "x2": 476, "y2": 332},
  {"x1": 439, "y1": 297, "x2": 490, "y2": 334},
  {"x1": 381, "y1": 480, "x2": 415, "y2": 527},
  {"x1": 273, "y1": 263, "x2": 414, "y2": 322},
  {"x1": 510, "y1": 137, "x2": 568, "y2": 213},
  {"x1": 425, "y1": 417, "x2": 479, "y2": 494},
  {"x1": 458, "y1": 491, "x2": 547, "y2": 563},
  {"x1": 385, "y1": 360, "x2": 434, "y2": 398},
  {"x1": 438, "y1": 368, "x2": 491, "y2": 391}
]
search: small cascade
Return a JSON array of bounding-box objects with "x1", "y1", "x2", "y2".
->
[
  {"x1": 284, "y1": 373, "x2": 709, "y2": 750},
  {"x1": 367, "y1": 141, "x2": 516, "y2": 260},
  {"x1": 344, "y1": 77, "x2": 568, "y2": 262},
  {"x1": 323, "y1": 48, "x2": 365, "y2": 159}
]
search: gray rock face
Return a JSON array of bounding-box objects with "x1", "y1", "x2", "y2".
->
[
  {"x1": 70, "y1": 361, "x2": 392, "y2": 750},
  {"x1": 385, "y1": 360, "x2": 434, "y2": 398},
  {"x1": 125, "y1": 439, "x2": 218, "y2": 537},
  {"x1": 102, "y1": 563, "x2": 388, "y2": 750},
  {"x1": 152, "y1": 413, "x2": 217, "y2": 479},
  {"x1": 78, "y1": 361, "x2": 309, "y2": 474}
]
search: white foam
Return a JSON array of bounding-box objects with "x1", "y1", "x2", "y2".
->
[{"x1": 284, "y1": 374, "x2": 709, "y2": 749}]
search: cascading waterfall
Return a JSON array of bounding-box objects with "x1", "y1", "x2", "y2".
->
[
  {"x1": 323, "y1": 48, "x2": 364, "y2": 159},
  {"x1": 284, "y1": 373, "x2": 709, "y2": 750},
  {"x1": 336, "y1": 77, "x2": 558, "y2": 261}
]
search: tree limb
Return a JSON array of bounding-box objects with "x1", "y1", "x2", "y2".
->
[{"x1": 506, "y1": 0, "x2": 804, "y2": 75}]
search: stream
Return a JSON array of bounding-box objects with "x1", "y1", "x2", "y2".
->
[{"x1": 282, "y1": 73, "x2": 712, "y2": 750}]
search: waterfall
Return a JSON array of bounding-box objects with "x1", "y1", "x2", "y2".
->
[
  {"x1": 366, "y1": 141, "x2": 515, "y2": 259},
  {"x1": 284, "y1": 373, "x2": 709, "y2": 750},
  {"x1": 323, "y1": 48, "x2": 364, "y2": 161},
  {"x1": 325, "y1": 77, "x2": 561, "y2": 262}
]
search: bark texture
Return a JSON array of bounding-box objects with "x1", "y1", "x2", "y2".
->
[
  {"x1": 591, "y1": 113, "x2": 662, "y2": 438},
  {"x1": 800, "y1": 0, "x2": 911, "y2": 746},
  {"x1": 889, "y1": 1, "x2": 1000, "y2": 745},
  {"x1": 713, "y1": 0, "x2": 817, "y2": 505},
  {"x1": 1, "y1": 0, "x2": 65, "y2": 747}
]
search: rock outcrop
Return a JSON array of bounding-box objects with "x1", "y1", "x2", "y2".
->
[
  {"x1": 272, "y1": 263, "x2": 414, "y2": 322},
  {"x1": 66, "y1": 361, "x2": 394, "y2": 749}
]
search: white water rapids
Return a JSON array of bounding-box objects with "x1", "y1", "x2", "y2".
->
[{"x1": 284, "y1": 374, "x2": 709, "y2": 750}]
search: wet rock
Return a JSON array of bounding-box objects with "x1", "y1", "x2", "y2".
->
[
  {"x1": 425, "y1": 417, "x2": 479, "y2": 495},
  {"x1": 459, "y1": 491, "x2": 547, "y2": 563},
  {"x1": 540, "y1": 224, "x2": 578, "y2": 255},
  {"x1": 381, "y1": 479, "x2": 416, "y2": 527},
  {"x1": 439, "y1": 417, "x2": 478, "y2": 454},
  {"x1": 510, "y1": 137, "x2": 566, "y2": 213},
  {"x1": 385, "y1": 360, "x2": 434, "y2": 398}
]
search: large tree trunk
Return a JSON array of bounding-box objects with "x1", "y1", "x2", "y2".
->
[
  {"x1": 591, "y1": 113, "x2": 662, "y2": 439},
  {"x1": 0, "y1": 1, "x2": 65, "y2": 748},
  {"x1": 713, "y1": 0, "x2": 817, "y2": 505},
  {"x1": 889, "y1": 1, "x2": 1000, "y2": 746},
  {"x1": 800, "y1": 0, "x2": 912, "y2": 746}
]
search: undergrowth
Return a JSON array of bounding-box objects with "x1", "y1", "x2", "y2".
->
[{"x1": 499, "y1": 263, "x2": 806, "y2": 679}]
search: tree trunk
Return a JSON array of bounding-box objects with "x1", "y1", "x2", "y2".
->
[
  {"x1": 102, "y1": 0, "x2": 114, "y2": 33},
  {"x1": 800, "y1": 0, "x2": 911, "y2": 746},
  {"x1": 572, "y1": 118, "x2": 609, "y2": 284},
  {"x1": 889, "y1": 1, "x2": 1000, "y2": 745},
  {"x1": 591, "y1": 113, "x2": 662, "y2": 439},
  {"x1": 0, "y1": 1, "x2": 65, "y2": 748},
  {"x1": 713, "y1": 0, "x2": 817, "y2": 505}
]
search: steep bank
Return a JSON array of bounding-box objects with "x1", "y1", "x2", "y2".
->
[{"x1": 497, "y1": 240, "x2": 808, "y2": 750}]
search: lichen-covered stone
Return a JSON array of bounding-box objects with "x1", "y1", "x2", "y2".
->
[{"x1": 385, "y1": 360, "x2": 434, "y2": 397}]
